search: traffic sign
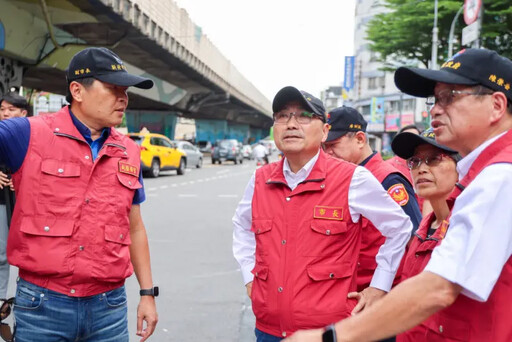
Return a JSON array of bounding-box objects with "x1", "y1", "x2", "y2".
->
[
  {"x1": 464, "y1": 0, "x2": 482, "y2": 25},
  {"x1": 462, "y1": 21, "x2": 480, "y2": 46}
]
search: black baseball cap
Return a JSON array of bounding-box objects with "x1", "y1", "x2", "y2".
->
[
  {"x1": 325, "y1": 106, "x2": 367, "y2": 142},
  {"x1": 66, "y1": 47, "x2": 154, "y2": 89},
  {"x1": 272, "y1": 86, "x2": 326, "y2": 122},
  {"x1": 392, "y1": 128, "x2": 460, "y2": 160},
  {"x1": 394, "y1": 48, "x2": 512, "y2": 102}
]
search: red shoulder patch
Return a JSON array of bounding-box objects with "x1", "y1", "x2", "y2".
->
[
  {"x1": 118, "y1": 161, "x2": 139, "y2": 177},
  {"x1": 387, "y1": 183, "x2": 409, "y2": 206}
]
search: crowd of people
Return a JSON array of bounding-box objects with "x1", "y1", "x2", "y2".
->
[
  {"x1": 234, "y1": 48, "x2": 512, "y2": 342},
  {"x1": 1, "y1": 45, "x2": 511, "y2": 342}
]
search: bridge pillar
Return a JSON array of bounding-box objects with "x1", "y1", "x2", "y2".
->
[
  {"x1": 125, "y1": 110, "x2": 178, "y2": 140},
  {"x1": 195, "y1": 119, "x2": 228, "y2": 144},
  {"x1": 227, "y1": 123, "x2": 250, "y2": 143},
  {"x1": 0, "y1": 55, "x2": 23, "y2": 95}
]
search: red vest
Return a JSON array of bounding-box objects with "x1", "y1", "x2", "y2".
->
[
  {"x1": 398, "y1": 130, "x2": 512, "y2": 342},
  {"x1": 251, "y1": 150, "x2": 361, "y2": 337},
  {"x1": 357, "y1": 153, "x2": 409, "y2": 290},
  {"x1": 7, "y1": 107, "x2": 142, "y2": 297}
]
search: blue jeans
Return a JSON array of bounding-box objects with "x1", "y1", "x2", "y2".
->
[
  {"x1": 255, "y1": 328, "x2": 282, "y2": 342},
  {"x1": 13, "y1": 278, "x2": 129, "y2": 342}
]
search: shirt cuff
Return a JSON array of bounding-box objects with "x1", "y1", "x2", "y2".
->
[
  {"x1": 241, "y1": 263, "x2": 255, "y2": 285},
  {"x1": 369, "y1": 267, "x2": 395, "y2": 292}
]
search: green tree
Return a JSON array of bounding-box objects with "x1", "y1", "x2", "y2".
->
[{"x1": 367, "y1": 0, "x2": 512, "y2": 68}]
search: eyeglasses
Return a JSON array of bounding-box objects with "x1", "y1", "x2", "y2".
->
[
  {"x1": 0, "y1": 298, "x2": 13, "y2": 342},
  {"x1": 425, "y1": 89, "x2": 494, "y2": 111},
  {"x1": 407, "y1": 153, "x2": 451, "y2": 170},
  {"x1": 273, "y1": 111, "x2": 321, "y2": 125}
]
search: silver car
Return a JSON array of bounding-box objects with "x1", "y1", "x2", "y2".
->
[{"x1": 173, "y1": 141, "x2": 204, "y2": 168}]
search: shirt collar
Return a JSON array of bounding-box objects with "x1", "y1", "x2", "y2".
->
[
  {"x1": 359, "y1": 151, "x2": 377, "y2": 166},
  {"x1": 456, "y1": 131, "x2": 507, "y2": 179},
  {"x1": 68, "y1": 109, "x2": 110, "y2": 143},
  {"x1": 283, "y1": 149, "x2": 320, "y2": 179}
]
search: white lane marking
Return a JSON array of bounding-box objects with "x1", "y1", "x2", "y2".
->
[
  {"x1": 189, "y1": 181, "x2": 195, "y2": 184},
  {"x1": 205, "y1": 178, "x2": 211, "y2": 181},
  {"x1": 171, "y1": 184, "x2": 177, "y2": 187},
  {"x1": 218, "y1": 194, "x2": 238, "y2": 198},
  {"x1": 160, "y1": 185, "x2": 168, "y2": 189},
  {"x1": 216, "y1": 170, "x2": 230, "y2": 175},
  {"x1": 148, "y1": 187, "x2": 158, "y2": 191},
  {"x1": 147, "y1": 193, "x2": 158, "y2": 197},
  {"x1": 178, "y1": 194, "x2": 198, "y2": 197},
  {"x1": 211, "y1": 177, "x2": 218, "y2": 180}
]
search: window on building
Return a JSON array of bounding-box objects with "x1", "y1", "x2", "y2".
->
[
  {"x1": 368, "y1": 77, "x2": 377, "y2": 90},
  {"x1": 361, "y1": 105, "x2": 371, "y2": 115}
]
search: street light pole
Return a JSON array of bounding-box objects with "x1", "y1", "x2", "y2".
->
[
  {"x1": 431, "y1": 0, "x2": 439, "y2": 69},
  {"x1": 448, "y1": 5, "x2": 464, "y2": 58}
]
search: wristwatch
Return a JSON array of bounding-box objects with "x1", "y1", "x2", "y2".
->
[
  {"x1": 322, "y1": 324, "x2": 337, "y2": 342},
  {"x1": 139, "y1": 286, "x2": 159, "y2": 297}
]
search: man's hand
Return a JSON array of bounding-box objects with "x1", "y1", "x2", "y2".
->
[
  {"x1": 282, "y1": 328, "x2": 323, "y2": 342},
  {"x1": 246, "y1": 281, "x2": 253, "y2": 299},
  {"x1": 136, "y1": 296, "x2": 158, "y2": 342},
  {"x1": 348, "y1": 286, "x2": 387, "y2": 315},
  {"x1": 0, "y1": 171, "x2": 13, "y2": 191}
]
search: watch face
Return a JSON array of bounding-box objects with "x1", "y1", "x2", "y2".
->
[
  {"x1": 153, "y1": 286, "x2": 159, "y2": 297},
  {"x1": 322, "y1": 328, "x2": 335, "y2": 342}
]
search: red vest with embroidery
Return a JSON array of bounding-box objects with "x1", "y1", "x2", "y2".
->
[
  {"x1": 251, "y1": 150, "x2": 361, "y2": 337},
  {"x1": 357, "y1": 153, "x2": 410, "y2": 290},
  {"x1": 7, "y1": 107, "x2": 142, "y2": 297},
  {"x1": 398, "y1": 130, "x2": 512, "y2": 342}
]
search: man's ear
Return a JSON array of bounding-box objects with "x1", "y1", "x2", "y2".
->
[
  {"x1": 20, "y1": 110, "x2": 28, "y2": 117},
  {"x1": 69, "y1": 81, "x2": 84, "y2": 103},
  {"x1": 355, "y1": 131, "x2": 367, "y2": 146}
]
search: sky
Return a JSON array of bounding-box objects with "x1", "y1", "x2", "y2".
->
[{"x1": 174, "y1": 0, "x2": 356, "y2": 102}]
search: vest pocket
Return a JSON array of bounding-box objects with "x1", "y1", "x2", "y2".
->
[
  {"x1": 251, "y1": 220, "x2": 273, "y2": 256},
  {"x1": 423, "y1": 313, "x2": 471, "y2": 341},
  {"x1": 116, "y1": 173, "x2": 142, "y2": 190},
  {"x1": 301, "y1": 220, "x2": 348, "y2": 257},
  {"x1": 251, "y1": 264, "x2": 270, "y2": 322},
  {"x1": 96, "y1": 225, "x2": 132, "y2": 282},
  {"x1": 17, "y1": 216, "x2": 75, "y2": 276},
  {"x1": 302, "y1": 262, "x2": 354, "y2": 316},
  {"x1": 40, "y1": 159, "x2": 82, "y2": 205}
]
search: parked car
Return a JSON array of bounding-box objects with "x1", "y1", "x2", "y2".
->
[
  {"x1": 127, "y1": 132, "x2": 187, "y2": 177},
  {"x1": 197, "y1": 140, "x2": 213, "y2": 153},
  {"x1": 212, "y1": 139, "x2": 243, "y2": 164},
  {"x1": 174, "y1": 140, "x2": 203, "y2": 168},
  {"x1": 241, "y1": 144, "x2": 253, "y2": 160}
]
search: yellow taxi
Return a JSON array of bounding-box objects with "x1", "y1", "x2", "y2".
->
[{"x1": 127, "y1": 132, "x2": 187, "y2": 177}]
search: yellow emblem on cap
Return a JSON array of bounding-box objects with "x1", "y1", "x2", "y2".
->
[
  {"x1": 506, "y1": 84, "x2": 511, "y2": 91},
  {"x1": 111, "y1": 64, "x2": 117, "y2": 70},
  {"x1": 489, "y1": 75, "x2": 497, "y2": 82}
]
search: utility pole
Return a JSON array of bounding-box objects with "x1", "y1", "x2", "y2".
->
[
  {"x1": 448, "y1": 5, "x2": 464, "y2": 58},
  {"x1": 431, "y1": 0, "x2": 439, "y2": 69}
]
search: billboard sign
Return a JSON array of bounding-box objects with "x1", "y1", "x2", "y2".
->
[{"x1": 344, "y1": 56, "x2": 355, "y2": 91}]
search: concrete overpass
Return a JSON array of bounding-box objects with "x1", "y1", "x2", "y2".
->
[{"x1": 0, "y1": 0, "x2": 273, "y2": 141}]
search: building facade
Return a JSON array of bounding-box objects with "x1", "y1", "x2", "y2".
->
[{"x1": 350, "y1": 0, "x2": 429, "y2": 152}]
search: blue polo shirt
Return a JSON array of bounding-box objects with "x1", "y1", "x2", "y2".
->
[
  {"x1": 0, "y1": 112, "x2": 145, "y2": 204},
  {"x1": 360, "y1": 152, "x2": 421, "y2": 234}
]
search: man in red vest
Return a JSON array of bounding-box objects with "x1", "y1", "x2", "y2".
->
[
  {"x1": 284, "y1": 48, "x2": 512, "y2": 342},
  {"x1": 0, "y1": 47, "x2": 158, "y2": 341},
  {"x1": 322, "y1": 106, "x2": 421, "y2": 293},
  {"x1": 233, "y1": 86, "x2": 412, "y2": 341}
]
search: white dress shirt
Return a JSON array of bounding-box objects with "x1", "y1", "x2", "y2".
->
[
  {"x1": 233, "y1": 151, "x2": 413, "y2": 292},
  {"x1": 425, "y1": 132, "x2": 512, "y2": 301}
]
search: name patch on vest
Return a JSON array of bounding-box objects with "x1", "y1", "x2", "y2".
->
[
  {"x1": 387, "y1": 183, "x2": 409, "y2": 206},
  {"x1": 118, "y1": 161, "x2": 139, "y2": 177},
  {"x1": 313, "y1": 206, "x2": 343, "y2": 220}
]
